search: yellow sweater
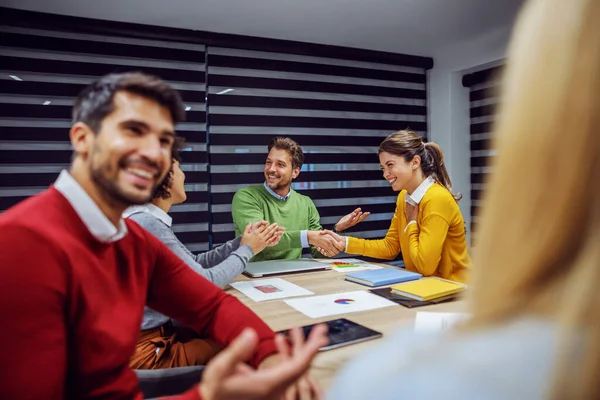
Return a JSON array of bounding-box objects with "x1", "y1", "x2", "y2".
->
[{"x1": 347, "y1": 184, "x2": 470, "y2": 283}]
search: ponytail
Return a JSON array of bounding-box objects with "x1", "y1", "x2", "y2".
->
[
  {"x1": 379, "y1": 130, "x2": 462, "y2": 201},
  {"x1": 423, "y1": 142, "x2": 462, "y2": 201}
]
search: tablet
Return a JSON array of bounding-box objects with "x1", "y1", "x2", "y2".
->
[{"x1": 277, "y1": 318, "x2": 383, "y2": 351}]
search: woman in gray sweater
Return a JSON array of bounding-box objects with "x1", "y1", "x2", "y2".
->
[{"x1": 126, "y1": 148, "x2": 283, "y2": 369}]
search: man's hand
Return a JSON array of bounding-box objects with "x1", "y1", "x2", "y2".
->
[
  {"x1": 241, "y1": 222, "x2": 285, "y2": 255},
  {"x1": 314, "y1": 230, "x2": 345, "y2": 257},
  {"x1": 334, "y1": 208, "x2": 370, "y2": 232},
  {"x1": 405, "y1": 203, "x2": 419, "y2": 224},
  {"x1": 266, "y1": 327, "x2": 325, "y2": 400},
  {"x1": 248, "y1": 221, "x2": 284, "y2": 248},
  {"x1": 199, "y1": 325, "x2": 329, "y2": 400},
  {"x1": 249, "y1": 220, "x2": 269, "y2": 232},
  {"x1": 308, "y1": 230, "x2": 345, "y2": 257}
]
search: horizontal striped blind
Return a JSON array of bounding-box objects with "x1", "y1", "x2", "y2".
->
[
  {"x1": 207, "y1": 47, "x2": 428, "y2": 245},
  {"x1": 0, "y1": 26, "x2": 210, "y2": 251},
  {"x1": 462, "y1": 66, "x2": 502, "y2": 237}
]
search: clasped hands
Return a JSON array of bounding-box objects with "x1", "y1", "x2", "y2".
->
[
  {"x1": 199, "y1": 324, "x2": 329, "y2": 400},
  {"x1": 241, "y1": 220, "x2": 285, "y2": 255}
]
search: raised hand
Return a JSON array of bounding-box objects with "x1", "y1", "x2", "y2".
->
[
  {"x1": 308, "y1": 230, "x2": 345, "y2": 258},
  {"x1": 199, "y1": 324, "x2": 329, "y2": 400},
  {"x1": 277, "y1": 327, "x2": 325, "y2": 400},
  {"x1": 241, "y1": 222, "x2": 285, "y2": 255},
  {"x1": 334, "y1": 208, "x2": 370, "y2": 232}
]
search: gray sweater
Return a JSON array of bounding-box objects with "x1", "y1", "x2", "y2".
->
[{"x1": 126, "y1": 207, "x2": 253, "y2": 330}]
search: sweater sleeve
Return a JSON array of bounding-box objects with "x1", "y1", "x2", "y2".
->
[
  {"x1": 307, "y1": 198, "x2": 327, "y2": 258},
  {"x1": 130, "y1": 214, "x2": 251, "y2": 288},
  {"x1": 195, "y1": 236, "x2": 244, "y2": 268},
  {"x1": 232, "y1": 188, "x2": 303, "y2": 248},
  {"x1": 145, "y1": 232, "x2": 277, "y2": 367},
  {"x1": 346, "y1": 201, "x2": 401, "y2": 260},
  {"x1": 405, "y1": 213, "x2": 450, "y2": 276},
  {"x1": 0, "y1": 225, "x2": 69, "y2": 399}
]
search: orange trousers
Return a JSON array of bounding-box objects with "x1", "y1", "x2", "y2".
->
[{"x1": 130, "y1": 321, "x2": 221, "y2": 369}]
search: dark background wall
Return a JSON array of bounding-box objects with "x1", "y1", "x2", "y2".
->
[{"x1": 0, "y1": 7, "x2": 432, "y2": 250}]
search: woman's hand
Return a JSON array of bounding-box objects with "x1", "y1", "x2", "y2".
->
[{"x1": 405, "y1": 203, "x2": 419, "y2": 224}]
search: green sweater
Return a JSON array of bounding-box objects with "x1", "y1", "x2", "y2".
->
[{"x1": 232, "y1": 184, "x2": 323, "y2": 261}]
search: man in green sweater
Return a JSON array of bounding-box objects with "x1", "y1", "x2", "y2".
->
[{"x1": 232, "y1": 137, "x2": 370, "y2": 261}]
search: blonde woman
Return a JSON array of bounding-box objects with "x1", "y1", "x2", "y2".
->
[
  {"x1": 324, "y1": 0, "x2": 600, "y2": 398},
  {"x1": 185, "y1": 0, "x2": 600, "y2": 399},
  {"x1": 320, "y1": 130, "x2": 470, "y2": 283}
]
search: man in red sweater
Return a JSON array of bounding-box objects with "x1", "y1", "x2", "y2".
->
[{"x1": 0, "y1": 72, "x2": 325, "y2": 399}]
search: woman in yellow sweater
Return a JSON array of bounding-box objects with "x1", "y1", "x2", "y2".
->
[{"x1": 324, "y1": 130, "x2": 470, "y2": 282}]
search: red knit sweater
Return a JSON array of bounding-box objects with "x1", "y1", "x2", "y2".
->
[{"x1": 0, "y1": 187, "x2": 277, "y2": 399}]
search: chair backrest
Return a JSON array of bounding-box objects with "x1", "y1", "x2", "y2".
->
[{"x1": 136, "y1": 365, "x2": 205, "y2": 398}]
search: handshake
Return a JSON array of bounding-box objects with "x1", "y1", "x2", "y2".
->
[
  {"x1": 240, "y1": 221, "x2": 285, "y2": 255},
  {"x1": 308, "y1": 230, "x2": 345, "y2": 258},
  {"x1": 308, "y1": 206, "x2": 370, "y2": 257}
]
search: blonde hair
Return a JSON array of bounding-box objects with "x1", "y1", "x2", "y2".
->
[
  {"x1": 464, "y1": 0, "x2": 600, "y2": 398},
  {"x1": 379, "y1": 130, "x2": 462, "y2": 201}
]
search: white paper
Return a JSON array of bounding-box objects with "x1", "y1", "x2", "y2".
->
[
  {"x1": 414, "y1": 312, "x2": 470, "y2": 334},
  {"x1": 230, "y1": 278, "x2": 313, "y2": 302},
  {"x1": 284, "y1": 290, "x2": 397, "y2": 318},
  {"x1": 314, "y1": 258, "x2": 384, "y2": 273}
]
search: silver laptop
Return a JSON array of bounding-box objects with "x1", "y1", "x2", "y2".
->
[{"x1": 244, "y1": 259, "x2": 331, "y2": 278}]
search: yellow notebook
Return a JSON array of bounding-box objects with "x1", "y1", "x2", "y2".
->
[{"x1": 391, "y1": 278, "x2": 465, "y2": 301}]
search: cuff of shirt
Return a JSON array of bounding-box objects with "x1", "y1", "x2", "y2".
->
[
  {"x1": 300, "y1": 230, "x2": 309, "y2": 248},
  {"x1": 404, "y1": 220, "x2": 417, "y2": 233},
  {"x1": 345, "y1": 236, "x2": 349, "y2": 251}
]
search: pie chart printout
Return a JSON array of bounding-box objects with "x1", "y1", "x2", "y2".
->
[{"x1": 334, "y1": 298, "x2": 355, "y2": 305}]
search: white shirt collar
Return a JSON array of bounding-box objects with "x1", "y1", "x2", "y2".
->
[
  {"x1": 54, "y1": 170, "x2": 128, "y2": 242},
  {"x1": 405, "y1": 176, "x2": 435, "y2": 206},
  {"x1": 124, "y1": 203, "x2": 173, "y2": 227},
  {"x1": 263, "y1": 181, "x2": 291, "y2": 201}
]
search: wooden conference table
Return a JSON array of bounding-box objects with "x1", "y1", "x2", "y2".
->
[{"x1": 225, "y1": 264, "x2": 466, "y2": 389}]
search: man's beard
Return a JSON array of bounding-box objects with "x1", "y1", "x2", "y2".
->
[
  {"x1": 89, "y1": 154, "x2": 159, "y2": 207},
  {"x1": 90, "y1": 167, "x2": 153, "y2": 207},
  {"x1": 266, "y1": 174, "x2": 290, "y2": 190}
]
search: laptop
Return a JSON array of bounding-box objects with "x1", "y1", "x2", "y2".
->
[{"x1": 244, "y1": 259, "x2": 331, "y2": 278}]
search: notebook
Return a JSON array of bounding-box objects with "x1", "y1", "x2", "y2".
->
[
  {"x1": 345, "y1": 268, "x2": 422, "y2": 287},
  {"x1": 369, "y1": 287, "x2": 460, "y2": 308},
  {"x1": 390, "y1": 277, "x2": 465, "y2": 301}
]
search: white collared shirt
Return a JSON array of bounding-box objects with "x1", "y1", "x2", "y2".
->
[
  {"x1": 344, "y1": 175, "x2": 436, "y2": 250},
  {"x1": 54, "y1": 170, "x2": 128, "y2": 242},
  {"x1": 405, "y1": 175, "x2": 435, "y2": 207},
  {"x1": 124, "y1": 203, "x2": 173, "y2": 227},
  {"x1": 404, "y1": 175, "x2": 435, "y2": 232}
]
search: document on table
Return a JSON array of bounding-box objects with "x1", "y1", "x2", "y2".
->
[
  {"x1": 230, "y1": 278, "x2": 313, "y2": 302},
  {"x1": 284, "y1": 290, "x2": 397, "y2": 319},
  {"x1": 414, "y1": 312, "x2": 470, "y2": 334},
  {"x1": 314, "y1": 258, "x2": 384, "y2": 273}
]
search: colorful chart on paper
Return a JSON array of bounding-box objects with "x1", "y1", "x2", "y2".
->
[{"x1": 334, "y1": 298, "x2": 355, "y2": 305}]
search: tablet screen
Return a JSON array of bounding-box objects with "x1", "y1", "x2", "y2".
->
[{"x1": 278, "y1": 318, "x2": 382, "y2": 351}]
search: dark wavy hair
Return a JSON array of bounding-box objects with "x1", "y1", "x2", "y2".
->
[
  {"x1": 152, "y1": 136, "x2": 185, "y2": 200},
  {"x1": 268, "y1": 137, "x2": 305, "y2": 169},
  {"x1": 73, "y1": 72, "x2": 185, "y2": 133}
]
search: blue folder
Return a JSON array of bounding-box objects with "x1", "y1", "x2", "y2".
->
[{"x1": 345, "y1": 268, "x2": 422, "y2": 287}]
